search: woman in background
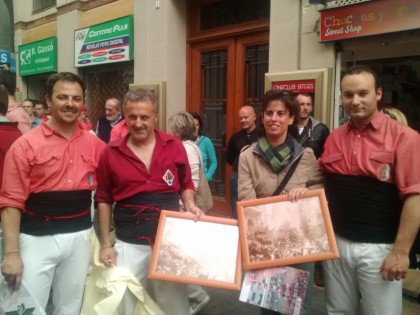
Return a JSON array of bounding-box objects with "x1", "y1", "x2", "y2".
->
[
  {"x1": 190, "y1": 112, "x2": 217, "y2": 181},
  {"x1": 167, "y1": 112, "x2": 211, "y2": 315}
]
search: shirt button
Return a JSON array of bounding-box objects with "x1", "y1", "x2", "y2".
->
[
  {"x1": 69, "y1": 160, "x2": 73, "y2": 163},
  {"x1": 353, "y1": 151, "x2": 357, "y2": 155},
  {"x1": 356, "y1": 135, "x2": 361, "y2": 138},
  {"x1": 68, "y1": 179, "x2": 72, "y2": 183}
]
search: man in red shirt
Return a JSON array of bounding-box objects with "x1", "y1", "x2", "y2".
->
[
  {"x1": 0, "y1": 69, "x2": 31, "y2": 134},
  {"x1": 0, "y1": 72, "x2": 105, "y2": 314},
  {"x1": 319, "y1": 65, "x2": 420, "y2": 315},
  {"x1": 96, "y1": 89, "x2": 203, "y2": 315},
  {"x1": 0, "y1": 86, "x2": 22, "y2": 188}
]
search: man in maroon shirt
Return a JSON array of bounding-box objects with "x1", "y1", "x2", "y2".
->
[{"x1": 96, "y1": 89, "x2": 203, "y2": 315}]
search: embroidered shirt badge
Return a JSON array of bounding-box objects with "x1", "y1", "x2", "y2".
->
[
  {"x1": 376, "y1": 164, "x2": 391, "y2": 182},
  {"x1": 163, "y1": 169, "x2": 175, "y2": 186},
  {"x1": 86, "y1": 172, "x2": 94, "y2": 186}
]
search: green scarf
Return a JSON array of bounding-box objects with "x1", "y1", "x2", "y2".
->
[{"x1": 257, "y1": 135, "x2": 294, "y2": 173}]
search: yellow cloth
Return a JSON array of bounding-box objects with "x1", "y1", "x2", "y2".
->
[{"x1": 80, "y1": 234, "x2": 164, "y2": 315}]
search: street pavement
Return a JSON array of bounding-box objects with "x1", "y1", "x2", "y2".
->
[
  {"x1": 197, "y1": 285, "x2": 420, "y2": 315},
  {"x1": 196, "y1": 285, "x2": 327, "y2": 315}
]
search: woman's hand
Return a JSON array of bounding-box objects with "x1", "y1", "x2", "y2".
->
[{"x1": 288, "y1": 188, "x2": 309, "y2": 202}]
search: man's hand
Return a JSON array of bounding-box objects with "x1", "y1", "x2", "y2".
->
[
  {"x1": 1, "y1": 252, "x2": 23, "y2": 290},
  {"x1": 186, "y1": 204, "x2": 204, "y2": 221},
  {"x1": 380, "y1": 251, "x2": 409, "y2": 281},
  {"x1": 99, "y1": 247, "x2": 117, "y2": 268}
]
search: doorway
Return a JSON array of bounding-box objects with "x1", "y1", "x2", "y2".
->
[{"x1": 187, "y1": 33, "x2": 268, "y2": 215}]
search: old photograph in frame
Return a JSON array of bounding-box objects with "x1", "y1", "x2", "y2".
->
[
  {"x1": 237, "y1": 189, "x2": 338, "y2": 270},
  {"x1": 148, "y1": 210, "x2": 242, "y2": 291}
]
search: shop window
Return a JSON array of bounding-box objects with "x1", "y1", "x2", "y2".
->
[
  {"x1": 26, "y1": 73, "x2": 50, "y2": 101},
  {"x1": 33, "y1": 0, "x2": 56, "y2": 13}
]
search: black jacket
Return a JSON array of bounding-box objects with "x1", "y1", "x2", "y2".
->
[{"x1": 288, "y1": 117, "x2": 329, "y2": 158}]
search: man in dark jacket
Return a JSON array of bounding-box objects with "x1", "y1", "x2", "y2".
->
[
  {"x1": 288, "y1": 93, "x2": 329, "y2": 158},
  {"x1": 96, "y1": 97, "x2": 123, "y2": 143}
]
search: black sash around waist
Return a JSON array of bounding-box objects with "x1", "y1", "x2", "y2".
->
[
  {"x1": 114, "y1": 192, "x2": 179, "y2": 246},
  {"x1": 325, "y1": 174, "x2": 403, "y2": 243},
  {"x1": 22, "y1": 190, "x2": 92, "y2": 236}
]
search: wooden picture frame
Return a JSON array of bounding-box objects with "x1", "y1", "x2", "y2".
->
[
  {"x1": 129, "y1": 81, "x2": 167, "y2": 131},
  {"x1": 237, "y1": 189, "x2": 338, "y2": 270},
  {"x1": 148, "y1": 210, "x2": 242, "y2": 291},
  {"x1": 265, "y1": 68, "x2": 332, "y2": 129}
]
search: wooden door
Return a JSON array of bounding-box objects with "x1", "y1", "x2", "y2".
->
[{"x1": 187, "y1": 32, "x2": 268, "y2": 216}]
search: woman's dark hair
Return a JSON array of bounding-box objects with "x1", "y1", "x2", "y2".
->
[
  {"x1": 189, "y1": 112, "x2": 204, "y2": 136},
  {"x1": 0, "y1": 85, "x2": 9, "y2": 115},
  {"x1": 261, "y1": 89, "x2": 299, "y2": 119}
]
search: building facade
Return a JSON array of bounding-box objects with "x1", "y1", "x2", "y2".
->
[{"x1": 10, "y1": 0, "x2": 420, "y2": 214}]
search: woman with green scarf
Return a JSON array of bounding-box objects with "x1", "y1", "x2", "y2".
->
[{"x1": 238, "y1": 89, "x2": 324, "y2": 315}]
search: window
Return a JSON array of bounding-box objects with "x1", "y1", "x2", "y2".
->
[{"x1": 33, "y1": 0, "x2": 56, "y2": 13}]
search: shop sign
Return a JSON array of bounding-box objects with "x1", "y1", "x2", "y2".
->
[
  {"x1": 320, "y1": 0, "x2": 420, "y2": 42},
  {"x1": 18, "y1": 37, "x2": 57, "y2": 76},
  {"x1": 272, "y1": 79, "x2": 315, "y2": 93},
  {"x1": 74, "y1": 15, "x2": 133, "y2": 67},
  {"x1": 0, "y1": 50, "x2": 16, "y2": 72}
]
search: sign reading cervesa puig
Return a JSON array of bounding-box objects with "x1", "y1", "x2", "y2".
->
[
  {"x1": 74, "y1": 15, "x2": 134, "y2": 67},
  {"x1": 18, "y1": 37, "x2": 57, "y2": 77}
]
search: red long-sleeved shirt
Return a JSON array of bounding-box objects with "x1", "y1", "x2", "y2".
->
[
  {"x1": 95, "y1": 129, "x2": 194, "y2": 204},
  {"x1": 0, "y1": 121, "x2": 106, "y2": 211}
]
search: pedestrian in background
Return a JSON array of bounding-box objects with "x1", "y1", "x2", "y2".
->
[
  {"x1": 288, "y1": 93, "x2": 329, "y2": 159},
  {"x1": 96, "y1": 97, "x2": 123, "y2": 143},
  {"x1": 0, "y1": 85, "x2": 22, "y2": 257},
  {"x1": 0, "y1": 69, "x2": 31, "y2": 134},
  {"x1": 319, "y1": 65, "x2": 420, "y2": 315},
  {"x1": 22, "y1": 99, "x2": 41, "y2": 129},
  {"x1": 168, "y1": 112, "x2": 211, "y2": 315},
  {"x1": 226, "y1": 105, "x2": 258, "y2": 218},
  {"x1": 190, "y1": 112, "x2": 217, "y2": 181}
]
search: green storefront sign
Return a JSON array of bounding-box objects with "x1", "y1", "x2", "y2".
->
[
  {"x1": 74, "y1": 15, "x2": 133, "y2": 67},
  {"x1": 18, "y1": 37, "x2": 57, "y2": 76}
]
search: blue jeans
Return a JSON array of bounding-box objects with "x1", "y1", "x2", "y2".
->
[{"x1": 229, "y1": 171, "x2": 238, "y2": 219}]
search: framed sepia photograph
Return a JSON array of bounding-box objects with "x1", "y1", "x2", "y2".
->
[
  {"x1": 148, "y1": 210, "x2": 242, "y2": 291},
  {"x1": 237, "y1": 189, "x2": 338, "y2": 270}
]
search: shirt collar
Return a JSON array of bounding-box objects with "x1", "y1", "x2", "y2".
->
[
  {"x1": 40, "y1": 119, "x2": 84, "y2": 139},
  {"x1": 346, "y1": 111, "x2": 383, "y2": 133},
  {"x1": 111, "y1": 129, "x2": 172, "y2": 149}
]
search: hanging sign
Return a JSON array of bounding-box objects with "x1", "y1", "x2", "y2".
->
[
  {"x1": 74, "y1": 15, "x2": 134, "y2": 67},
  {"x1": 18, "y1": 37, "x2": 57, "y2": 76},
  {"x1": 320, "y1": 0, "x2": 420, "y2": 42},
  {"x1": 272, "y1": 80, "x2": 316, "y2": 93}
]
